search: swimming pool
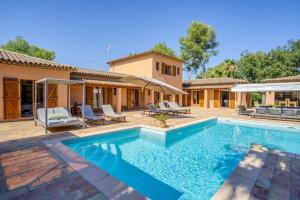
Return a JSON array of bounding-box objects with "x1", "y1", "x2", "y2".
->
[{"x1": 63, "y1": 118, "x2": 300, "y2": 200}]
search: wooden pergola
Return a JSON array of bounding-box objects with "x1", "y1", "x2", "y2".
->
[{"x1": 34, "y1": 78, "x2": 86, "y2": 134}]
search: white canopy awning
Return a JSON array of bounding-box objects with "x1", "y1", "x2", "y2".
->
[
  {"x1": 231, "y1": 82, "x2": 300, "y2": 92},
  {"x1": 122, "y1": 75, "x2": 188, "y2": 95}
]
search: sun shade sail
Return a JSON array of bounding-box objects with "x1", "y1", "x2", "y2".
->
[
  {"x1": 122, "y1": 75, "x2": 188, "y2": 95},
  {"x1": 231, "y1": 82, "x2": 300, "y2": 92}
]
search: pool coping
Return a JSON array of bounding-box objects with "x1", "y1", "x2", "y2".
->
[
  {"x1": 43, "y1": 117, "x2": 300, "y2": 199},
  {"x1": 211, "y1": 146, "x2": 300, "y2": 200}
]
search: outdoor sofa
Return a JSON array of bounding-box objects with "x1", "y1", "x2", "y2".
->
[
  {"x1": 250, "y1": 107, "x2": 300, "y2": 120},
  {"x1": 36, "y1": 107, "x2": 82, "y2": 128}
]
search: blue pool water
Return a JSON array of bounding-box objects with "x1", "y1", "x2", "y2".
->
[{"x1": 63, "y1": 119, "x2": 300, "y2": 200}]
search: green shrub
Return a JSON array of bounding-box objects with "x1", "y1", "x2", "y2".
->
[{"x1": 155, "y1": 114, "x2": 169, "y2": 122}]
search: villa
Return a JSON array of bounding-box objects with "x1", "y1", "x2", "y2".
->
[{"x1": 1, "y1": 48, "x2": 300, "y2": 200}]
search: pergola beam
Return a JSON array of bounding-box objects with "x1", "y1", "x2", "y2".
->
[{"x1": 34, "y1": 78, "x2": 86, "y2": 134}]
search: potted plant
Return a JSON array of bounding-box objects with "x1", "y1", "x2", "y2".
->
[{"x1": 155, "y1": 114, "x2": 169, "y2": 128}]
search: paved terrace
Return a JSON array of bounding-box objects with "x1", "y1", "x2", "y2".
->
[{"x1": 0, "y1": 107, "x2": 300, "y2": 200}]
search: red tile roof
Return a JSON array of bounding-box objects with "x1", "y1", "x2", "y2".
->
[
  {"x1": 0, "y1": 48, "x2": 77, "y2": 71},
  {"x1": 262, "y1": 75, "x2": 300, "y2": 83},
  {"x1": 107, "y1": 50, "x2": 184, "y2": 65},
  {"x1": 183, "y1": 78, "x2": 248, "y2": 89}
]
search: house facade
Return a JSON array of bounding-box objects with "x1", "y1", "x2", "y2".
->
[
  {"x1": 0, "y1": 49, "x2": 75, "y2": 120},
  {"x1": 262, "y1": 75, "x2": 300, "y2": 107},
  {"x1": 0, "y1": 49, "x2": 185, "y2": 121},
  {"x1": 108, "y1": 51, "x2": 184, "y2": 105},
  {"x1": 182, "y1": 78, "x2": 250, "y2": 109}
]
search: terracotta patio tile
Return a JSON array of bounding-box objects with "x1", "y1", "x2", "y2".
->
[
  {"x1": 272, "y1": 170, "x2": 291, "y2": 190},
  {"x1": 80, "y1": 184, "x2": 98, "y2": 197},
  {"x1": 291, "y1": 185, "x2": 300, "y2": 200},
  {"x1": 0, "y1": 186, "x2": 28, "y2": 200},
  {"x1": 268, "y1": 185, "x2": 290, "y2": 200},
  {"x1": 86, "y1": 192, "x2": 109, "y2": 200},
  {"x1": 252, "y1": 185, "x2": 269, "y2": 199},
  {"x1": 255, "y1": 175, "x2": 271, "y2": 190}
]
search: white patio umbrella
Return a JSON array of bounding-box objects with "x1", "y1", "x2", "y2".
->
[{"x1": 121, "y1": 75, "x2": 188, "y2": 108}]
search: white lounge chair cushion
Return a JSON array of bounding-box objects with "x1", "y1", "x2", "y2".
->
[
  {"x1": 85, "y1": 115, "x2": 104, "y2": 121},
  {"x1": 37, "y1": 108, "x2": 55, "y2": 123},
  {"x1": 48, "y1": 113, "x2": 69, "y2": 120},
  {"x1": 169, "y1": 102, "x2": 190, "y2": 110},
  {"x1": 47, "y1": 119, "x2": 65, "y2": 125},
  {"x1": 80, "y1": 105, "x2": 104, "y2": 121},
  {"x1": 102, "y1": 105, "x2": 125, "y2": 118},
  {"x1": 61, "y1": 117, "x2": 80, "y2": 123}
]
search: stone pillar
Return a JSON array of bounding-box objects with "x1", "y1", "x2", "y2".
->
[
  {"x1": 151, "y1": 90, "x2": 155, "y2": 104},
  {"x1": 179, "y1": 94, "x2": 183, "y2": 106},
  {"x1": 204, "y1": 89, "x2": 209, "y2": 108},
  {"x1": 265, "y1": 91, "x2": 275, "y2": 106},
  {"x1": 172, "y1": 94, "x2": 176, "y2": 102},
  {"x1": 160, "y1": 92, "x2": 164, "y2": 102},
  {"x1": 116, "y1": 88, "x2": 122, "y2": 113}
]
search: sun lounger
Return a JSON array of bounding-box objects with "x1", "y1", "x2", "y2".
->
[
  {"x1": 237, "y1": 105, "x2": 253, "y2": 115},
  {"x1": 145, "y1": 104, "x2": 168, "y2": 115},
  {"x1": 158, "y1": 102, "x2": 178, "y2": 116},
  {"x1": 168, "y1": 102, "x2": 191, "y2": 114},
  {"x1": 101, "y1": 105, "x2": 126, "y2": 122},
  {"x1": 80, "y1": 105, "x2": 105, "y2": 124}
]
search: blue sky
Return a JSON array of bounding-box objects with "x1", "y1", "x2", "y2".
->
[{"x1": 1, "y1": 0, "x2": 300, "y2": 79}]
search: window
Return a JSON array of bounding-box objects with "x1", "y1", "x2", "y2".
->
[
  {"x1": 161, "y1": 63, "x2": 175, "y2": 76},
  {"x1": 177, "y1": 67, "x2": 180, "y2": 75},
  {"x1": 221, "y1": 91, "x2": 229, "y2": 107},
  {"x1": 113, "y1": 88, "x2": 117, "y2": 95},
  {"x1": 148, "y1": 89, "x2": 151, "y2": 96},
  {"x1": 193, "y1": 91, "x2": 200, "y2": 104},
  {"x1": 93, "y1": 87, "x2": 103, "y2": 109},
  {"x1": 172, "y1": 66, "x2": 176, "y2": 76},
  {"x1": 156, "y1": 62, "x2": 160, "y2": 71}
]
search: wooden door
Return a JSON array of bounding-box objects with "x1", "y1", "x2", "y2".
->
[
  {"x1": 134, "y1": 89, "x2": 139, "y2": 107},
  {"x1": 47, "y1": 84, "x2": 58, "y2": 108},
  {"x1": 127, "y1": 89, "x2": 132, "y2": 109},
  {"x1": 229, "y1": 92, "x2": 235, "y2": 109},
  {"x1": 199, "y1": 91, "x2": 204, "y2": 107},
  {"x1": 214, "y1": 90, "x2": 220, "y2": 108},
  {"x1": 86, "y1": 86, "x2": 93, "y2": 106},
  {"x1": 4, "y1": 78, "x2": 20, "y2": 119},
  {"x1": 107, "y1": 88, "x2": 113, "y2": 105},
  {"x1": 187, "y1": 91, "x2": 191, "y2": 106}
]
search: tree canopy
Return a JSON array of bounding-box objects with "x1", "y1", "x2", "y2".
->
[
  {"x1": 197, "y1": 59, "x2": 236, "y2": 79},
  {"x1": 236, "y1": 40, "x2": 300, "y2": 82},
  {"x1": 152, "y1": 42, "x2": 177, "y2": 58},
  {"x1": 198, "y1": 39, "x2": 300, "y2": 82},
  {"x1": 1, "y1": 36, "x2": 55, "y2": 60},
  {"x1": 179, "y1": 21, "x2": 219, "y2": 78}
]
